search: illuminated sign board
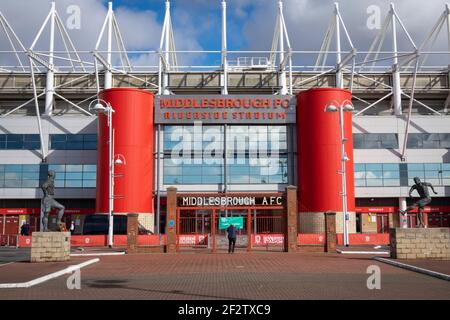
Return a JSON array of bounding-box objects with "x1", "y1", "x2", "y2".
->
[{"x1": 155, "y1": 95, "x2": 296, "y2": 124}]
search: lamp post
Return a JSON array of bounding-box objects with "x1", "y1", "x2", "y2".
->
[
  {"x1": 325, "y1": 100, "x2": 354, "y2": 247},
  {"x1": 89, "y1": 99, "x2": 115, "y2": 247}
]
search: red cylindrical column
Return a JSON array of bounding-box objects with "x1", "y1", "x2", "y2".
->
[
  {"x1": 296, "y1": 88, "x2": 355, "y2": 234},
  {"x1": 96, "y1": 88, "x2": 154, "y2": 219}
]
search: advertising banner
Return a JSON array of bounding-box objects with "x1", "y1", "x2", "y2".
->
[{"x1": 219, "y1": 217, "x2": 244, "y2": 230}]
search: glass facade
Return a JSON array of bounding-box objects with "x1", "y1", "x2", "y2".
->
[
  {"x1": 406, "y1": 133, "x2": 450, "y2": 149},
  {"x1": 49, "y1": 134, "x2": 97, "y2": 150},
  {"x1": 353, "y1": 133, "x2": 450, "y2": 149},
  {"x1": 0, "y1": 134, "x2": 41, "y2": 150},
  {"x1": 163, "y1": 125, "x2": 289, "y2": 185},
  {"x1": 354, "y1": 163, "x2": 400, "y2": 187},
  {"x1": 353, "y1": 133, "x2": 398, "y2": 149},
  {"x1": 0, "y1": 164, "x2": 96, "y2": 188},
  {"x1": 355, "y1": 163, "x2": 450, "y2": 187}
]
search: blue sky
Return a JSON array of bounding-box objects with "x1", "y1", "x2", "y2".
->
[
  {"x1": 1, "y1": 0, "x2": 450, "y2": 69},
  {"x1": 106, "y1": 0, "x2": 257, "y2": 51}
]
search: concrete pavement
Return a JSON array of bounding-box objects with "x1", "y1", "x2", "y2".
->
[{"x1": 0, "y1": 251, "x2": 449, "y2": 300}]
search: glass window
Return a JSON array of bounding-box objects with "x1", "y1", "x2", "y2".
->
[
  {"x1": 66, "y1": 165, "x2": 83, "y2": 172},
  {"x1": 22, "y1": 179, "x2": 39, "y2": 188},
  {"x1": 366, "y1": 179, "x2": 383, "y2": 187},
  {"x1": 83, "y1": 164, "x2": 96, "y2": 172},
  {"x1": 422, "y1": 134, "x2": 440, "y2": 148},
  {"x1": 82, "y1": 180, "x2": 96, "y2": 188},
  {"x1": 383, "y1": 170, "x2": 399, "y2": 179},
  {"x1": 406, "y1": 133, "x2": 422, "y2": 149},
  {"x1": 50, "y1": 135, "x2": 66, "y2": 150},
  {"x1": 407, "y1": 164, "x2": 424, "y2": 171},
  {"x1": 66, "y1": 172, "x2": 83, "y2": 180},
  {"x1": 6, "y1": 134, "x2": 23, "y2": 149},
  {"x1": 383, "y1": 179, "x2": 400, "y2": 186},
  {"x1": 5, "y1": 164, "x2": 22, "y2": 172},
  {"x1": 0, "y1": 135, "x2": 6, "y2": 149},
  {"x1": 231, "y1": 175, "x2": 251, "y2": 184},
  {"x1": 439, "y1": 134, "x2": 450, "y2": 148},
  {"x1": 0, "y1": 163, "x2": 96, "y2": 188},
  {"x1": 352, "y1": 134, "x2": 364, "y2": 149},
  {"x1": 202, "y1": 175, "x2": 222, "y2": 184},
  {"x1": 164, "y1": 176, "x2": 181, "y2": 184},
  {"x1": 424, "y1": 163, "x2": 440, "y2": 171},
  {"x1": 82, "y1": 172, "x2": 96, "y2": 180},
  {"x1": 65, "y1": 180, "x2": 82, "y2": 188},
  {"x1": 409, "y1": 171, "x2": 425, "y2": 180},
  {"x1": 354, "y1": 179, "x2": 366, "y2": 187},
  {"x1": 22, "y1": 172, "x2": 39, "y2": 179},
  {"x1": 182, "y1": 176, "x2": 202, "y2": 184},
  {"x1": 163, "y1": 124, "x2": 287, "y2": 185},
  {"x1": 4, "y1": 179, "x2": 21, "y2": 187},
  {"x1": 49, "y1": 164, "x2": 66, "y2": 172}
]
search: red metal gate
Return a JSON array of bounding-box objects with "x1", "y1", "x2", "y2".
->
[{"x1": 176, "y1": 207, "x2": 285, "y2": 253}]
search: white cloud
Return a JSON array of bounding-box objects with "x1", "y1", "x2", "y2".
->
[
  {"x1": 0, "y1": 0, "x2": 448, "y2": 69},
  {"x1": 0, "y1": 0, "x2": 203, "y2": 69}
]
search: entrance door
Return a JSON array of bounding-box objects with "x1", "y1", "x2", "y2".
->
[
  {"x1": 4, "y1": 216, "x2": 19, "y2": 235},
  {"x1": 177, "y1": 209, "x2": 212, "y2": 251},
  {"x1": 377, "y1": 214, "x2": 389, "y2": 233}
]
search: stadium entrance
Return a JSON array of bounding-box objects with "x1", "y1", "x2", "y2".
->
[{"x1": 176, "y1": 193, "x2": 286, "y2": 253}]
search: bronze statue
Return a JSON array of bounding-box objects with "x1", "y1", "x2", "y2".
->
[
  {"x1": 400, "y1": 177, "x2": 437, "y2": 228},
  {"x1": 41, "y1": 170, "x2": 65, "y2": 232}
]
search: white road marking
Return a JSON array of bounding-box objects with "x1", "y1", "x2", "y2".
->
[
  {"x1": 336, "y1": 249, "x2": 390, "y2": 255},
  {"x1": 70, "y1": 251, "x2": 125, "y2": 257},
  {"x1": 374, "y1": 257, "x2": 450, "y2": 281},
  {"x1": 0, "y1": 258, "x2": 100, "y2": 289}
]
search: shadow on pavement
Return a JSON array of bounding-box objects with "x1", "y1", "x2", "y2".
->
[{"x1": 85, "y1": 279, "x2": 246, "y2": 300}]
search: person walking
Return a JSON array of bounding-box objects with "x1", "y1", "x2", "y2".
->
[
  {"x1": 70, "y1": 221, "x2": 75, "y2": 235},
  {"x1": 227, "y1": 224, "x2": 237, "y2": 254}
]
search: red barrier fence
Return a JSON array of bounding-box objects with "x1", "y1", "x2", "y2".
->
[
  {"x1": 0, "y1": 235, "x2": 18, "y2": 247},
  {"x1": 17, "y1": 235, "x2": 165, "y2": 248},
  {"x1": 15, "y1": 233, "x2": 390, "y2": 248},
  {"x1": 298, "y1": 233, "x2": 390, "y2": 246}
]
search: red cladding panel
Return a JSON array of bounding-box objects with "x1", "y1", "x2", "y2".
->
[
  {"x1": 296, "y1": 88, "x2": 355, "y2": 213},
  {"x1": 96, "y1": 88, "x2": 154, "y2": 214}
]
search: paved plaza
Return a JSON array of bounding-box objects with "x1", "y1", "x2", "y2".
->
[{"x1": 0, "y1": 248, "x2": 449, "y2": 300}]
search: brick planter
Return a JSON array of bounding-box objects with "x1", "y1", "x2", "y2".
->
[
  {"x1": 390, "y1": 228, "x2": 450, "y2": 260},
  {"x1": 30, "y1": 232, "x2": 70, "y2": 262}
]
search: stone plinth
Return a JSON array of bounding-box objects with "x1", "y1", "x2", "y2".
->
[
  {"x1": 390, "y1": 228, "x2": 450, "y2": 260},
  {"x1": 31, "y1": 232, "x2": 70, "y2": 262}
]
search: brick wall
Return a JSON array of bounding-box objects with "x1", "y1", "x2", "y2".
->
[
  {"x1": 390, "y1": 228, "x2": 450, "y2": 260},
  {"x1": 299, "y1": 211, "x2": 356, "y2": 234}
]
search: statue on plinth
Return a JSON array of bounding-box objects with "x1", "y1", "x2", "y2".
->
[
  {"x1": 399, "y1": 177, "x2": 438, "y2": 228},
  {"x1": 41, "y1": 170, "x2": 66, "y2": 232}
]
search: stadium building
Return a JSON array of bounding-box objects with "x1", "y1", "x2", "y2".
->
[{"x1": 0, "y1": 1, "x2": 449, "y2": 249}]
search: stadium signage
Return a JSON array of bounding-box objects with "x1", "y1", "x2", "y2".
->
[
  {"x1": 180, "y1": 196, "x2": 283, "y2": 207},
  {"x1": 155, "y1": 95, "x2": 296, "y2": 124}
]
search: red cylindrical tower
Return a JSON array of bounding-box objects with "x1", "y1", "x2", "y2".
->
[
  {"x1": 296, "y1": 88, "x2": 355, "y2": 233},
  {"x1": 96, "y1": 88, "x2": 154, "y2": 221}
]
